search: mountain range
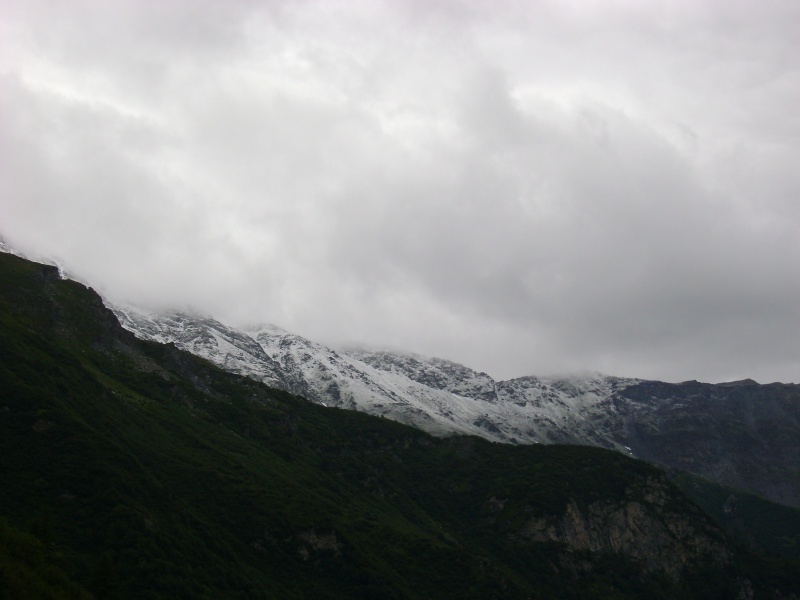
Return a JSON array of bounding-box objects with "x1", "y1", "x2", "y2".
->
[
  {"x1": 111, "y1": 304, "x2": 800, "y2": 509},
  {"x1": 3, "y1": 246, "x2": 800, "y2": 598},
  {"x1": 3, "y1": 239, "x2": 799, "y2": 510}
]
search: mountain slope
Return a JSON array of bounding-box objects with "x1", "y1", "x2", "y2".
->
[
  {"x1": 111, "y1": 305, "x2": 800, "y2": 508},
  {"x1": 4, "y1": 251, "x2": 799, "y2": 598}
]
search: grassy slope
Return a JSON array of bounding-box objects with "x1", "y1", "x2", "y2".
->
[{"x1": 0, "y1": 252, "x2": 798, "y2": 598}]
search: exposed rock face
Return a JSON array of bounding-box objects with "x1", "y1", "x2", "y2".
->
[
  {"x1": 513, "y1": 478, "x2": 730, "y2": 579},
  {"x1": 296, "y1": 528, "x2": 343, "y2": 561}
]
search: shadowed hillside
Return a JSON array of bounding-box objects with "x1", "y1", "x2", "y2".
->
[{"x1": 1, "y1": 252, "x2": 798, "y2": 599}]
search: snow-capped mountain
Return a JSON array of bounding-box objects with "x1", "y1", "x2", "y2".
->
[
  {"x1": 110, "y1": 303, "x2": 675, "y2": 454},
  {"x1": 108, "y1": 304, "x2": 800, "y2": 507},
  {"x1": 110, "y1": 304, "x2": 646, "y2": 447},
  {"x1": 112, "y1": 307, "x2": 289, "y2": 390},
  {"x1": 113, "y1": 305, "x2": 574, "y2": 442}
]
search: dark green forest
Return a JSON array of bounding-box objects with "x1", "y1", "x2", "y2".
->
[{"x1": 1, "y1": 251, "x2": 799, "y2": 599}]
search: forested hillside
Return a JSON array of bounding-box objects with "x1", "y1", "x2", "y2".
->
[{"x1": 1, "y1": 252, "x2": 798, "y2": 599}]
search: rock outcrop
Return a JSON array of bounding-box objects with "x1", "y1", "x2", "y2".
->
[{"x1": 512, "y1": 477, "x2": 730, "y2": 579}]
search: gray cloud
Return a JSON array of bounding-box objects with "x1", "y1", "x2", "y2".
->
[{"x1": 2, "y1": 0, "x2": 799, "y2": 383}]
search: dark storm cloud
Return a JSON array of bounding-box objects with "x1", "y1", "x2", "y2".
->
[{"x1": 2, "y1": 0, "x2": 799, "y2": 383}]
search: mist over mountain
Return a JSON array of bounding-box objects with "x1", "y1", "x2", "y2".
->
[
  {"x1": 5, "y1": 1, "x2": 800, "y2": 388},
  {"x1": 4, "y1": 2, "x2": 800, "y2": 594}
]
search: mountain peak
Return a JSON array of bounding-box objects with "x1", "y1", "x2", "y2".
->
[{"x1": 718, "y1": 378, "x2": 759, "y2": 386}]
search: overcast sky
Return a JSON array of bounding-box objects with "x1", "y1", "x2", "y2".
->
[{"x1": 2, "y1": 0, "x2": 799, "y2": 383}]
